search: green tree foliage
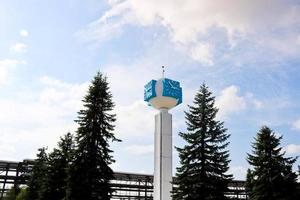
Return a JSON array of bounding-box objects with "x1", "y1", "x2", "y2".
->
[
  {"x1": 246, "y1": 126, "x2": 298, "y2": 200},
  {"x1": 68, "y1": 72, "x2": 121, "y2": 200},
  {"x1": 3, "y1": 187, "x2": 17, "y2": 200},
  {"x1": 173, "y1": 84, "x2": 232, "y2": 200},
  {"x1": 16, "y1": 187, "x2": 29, "y2": 200},
  {"x1": 27, "y1": 147, "x2": 48, "y2": 200},
  {"x1": 44, "y1": 133, "x2": 75, "y2": 200}
]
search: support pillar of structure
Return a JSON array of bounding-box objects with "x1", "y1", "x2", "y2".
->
[
  {"x1": 144, "y1": 75, "x2": 182, "y2": 200},
  {"x1": 154, "y1": 109, "x2": 172, "y2": 200}
]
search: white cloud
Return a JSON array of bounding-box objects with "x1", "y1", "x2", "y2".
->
[
  {"x1": 110, "y1": 162, "x2": 121, "y2": 171},
  {"x1": 0, "y1": 76, "x2": 89, "y2": 160},
  {"x1": 115, "y1": 100, "x2": 156, "y2": 139},
  {"x1": 284, "y1": 144, "x2": 300, "y2": 154},
  {"x1": 190, "y1": 43, "x2": 213, "y2": 65},
  {"x1": 246, "y1": 93, "x2": 264, "y2": 109},
  {"x1": 102, "y1": 64, "x2": 160, "y2": 139},
  {"x1": 0, "y1": 59, "x2": 25, "y2": 87},
  {"x1": 40, "y1": 76, "x2": 70, "y2": 88},
  {"x1": 252, "y1": 99, "x2": 263, "y2": 109},
  {"x1": 292, "y1": 118, "x2": 300, "y2": 131},
  {"x1": 125, "y1": 144, "x2": 154, "y2": 155},
  {"x1": 20, "y1": 29, "x2": 29, "y2": 37},
  {"x1": 297, "y1": 35, "x2": 300, "y2": 45},
  {"x1": 216, "y1": 85, "x2": 246, "y2": 119},
  {"x1": 39, "y1": 76, "x2": 89, "y2": 113},
  {"x1": 103, "y1": 63, "x2": 160, "y2": 104},
  {"x1": 76, "y1": 17, "x2": 127, "y2": 43},
  {"x1": 228, "y1": 166, "x2": 248, "y2": 180},
  {"x1": 10, "y1": 42, "x2": 28, "y2": 53},
  {"x1": 78, "y1": 0, "x2": 300, "y2": 63},
  {"x1": 0, "y1": 140, "x2": 16, "y2": 161}
]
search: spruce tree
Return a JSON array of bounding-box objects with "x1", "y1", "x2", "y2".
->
[
  {"x1": 246, "y1": 126, "x2": 298, "y2": 200},
  {"x1": 173, "y1": 84, "x2": 232, "y2": 200},
  {"x1": 68, "y1": 72, "x2": 120, "y2": 200},
  {"x1": 44, "y1": 133, "x2": 75, "y2": 200},
  {"x1": 27, "y1": 147, "x2": 48, "y2": 200}
]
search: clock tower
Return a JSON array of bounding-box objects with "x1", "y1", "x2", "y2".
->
[{"x1": 144, "y1": 74, "x2": 182, "y2": 200}]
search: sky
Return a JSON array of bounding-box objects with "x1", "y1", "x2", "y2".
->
[{"x1": 0, "y1": 0, "x2": 300, "y2": 180}]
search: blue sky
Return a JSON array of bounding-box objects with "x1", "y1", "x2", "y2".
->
[{"x1": 1, "y1": 0, "x2": 300, "y2": 180}]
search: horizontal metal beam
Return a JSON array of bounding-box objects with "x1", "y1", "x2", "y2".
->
[{"x1": 0, "y1": 160, "x2": 252, "y2": 199}]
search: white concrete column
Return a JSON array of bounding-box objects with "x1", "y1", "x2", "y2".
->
[{"x1": 154, "y1": 109, "x2": 172, "y2": 200}]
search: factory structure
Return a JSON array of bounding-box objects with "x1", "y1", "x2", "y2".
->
[{"x1": 0, "y1": 72, "x2": 259, "y2": 199}]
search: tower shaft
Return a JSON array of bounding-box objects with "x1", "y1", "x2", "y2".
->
[{"x1": 154, "y1": 109, "x2": 172, "y2": 200}]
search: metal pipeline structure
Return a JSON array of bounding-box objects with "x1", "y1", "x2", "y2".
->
[{"x1": 0, "y1": 159, "x2": 253, "y2": 200}]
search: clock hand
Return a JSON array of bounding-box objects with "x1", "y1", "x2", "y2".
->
[{"x1": 169, "y1": 81, "x2": 176, "y2": 89}]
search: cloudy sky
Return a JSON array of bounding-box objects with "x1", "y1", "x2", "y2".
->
[{"x1": 1, "y1": 0, "x2": 300, "y2": 180}]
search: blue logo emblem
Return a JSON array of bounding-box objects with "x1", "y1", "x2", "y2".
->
[
  {"x1": 144, "y1": 80, "x2": 157, "y2": 102},
  {"x1": 144, "y1": 78, "x2": 182, "y2": 106}
]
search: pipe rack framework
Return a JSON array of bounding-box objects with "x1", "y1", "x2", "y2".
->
[{"x1": 0, "y1": 160, "x2": 256, "y2": 199}]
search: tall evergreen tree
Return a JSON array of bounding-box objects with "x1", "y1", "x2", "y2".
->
[
  {"x1": 173, "y1": 84, "x2": 232, "y2": 200},
  {"x1": 68, "y1": 72, "x2": 120, "y2": 200},
  {"x1": 27, "y1": 147, "x2": 48, "y2": 200},
  {"x1": 246, "y1": 126, "x2": 298, "y2": 200},
  {"x1": 44, "y1": 133, "x2": 75, "y2": 200}
]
